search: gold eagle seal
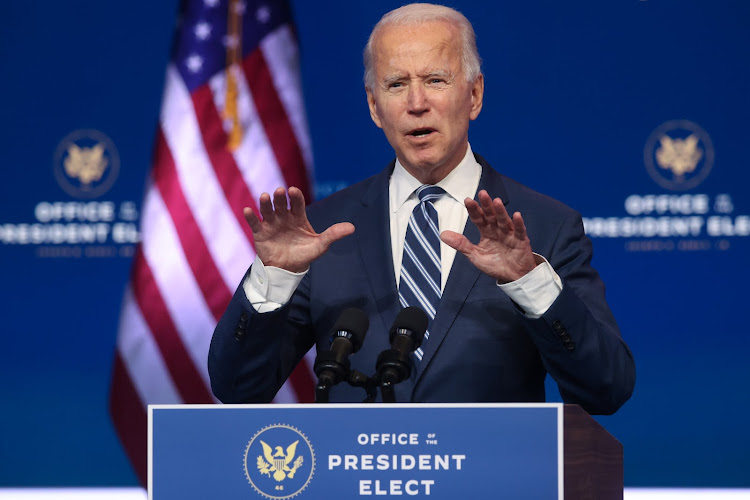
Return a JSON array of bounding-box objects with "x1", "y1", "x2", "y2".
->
[
  {"x1": 644, "y1": 120, "x2": 714, "y2": 191},
  {"x1": 54, "y1": 129, "x2": 120, "y2": 199},
  {"x1": 257, "y1": 439, "x2": 304, "y2": 482},
  {"x1": 244, "y1": 424, "x2": 315, "y2": 499}
]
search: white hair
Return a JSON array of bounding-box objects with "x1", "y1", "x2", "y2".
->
[{"x1": 363, "y1": 3, "x2": 482, "y2": 89}]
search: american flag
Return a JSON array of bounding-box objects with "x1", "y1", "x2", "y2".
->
[{"x1": 109, "y1": 0, "x2": 315, "y2": 484}]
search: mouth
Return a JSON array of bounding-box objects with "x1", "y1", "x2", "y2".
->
[{"x1": 407, "y1": 128, "x2": 436, "y2": 138}]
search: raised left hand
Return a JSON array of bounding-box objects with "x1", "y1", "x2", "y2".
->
[{"x1": 440, "y1": 190, "x2": 537, "y2": 283}]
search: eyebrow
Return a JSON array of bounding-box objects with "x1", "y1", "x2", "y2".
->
[
  {"x1": 383, "y1": 74, "x2": 406, "y2": 86},
  {"x1": 423, "y1": 69, "x2": 451, "y2": 79},
  {"x1": 382, "y1": 69, "x2": 453, "y2": 86}
]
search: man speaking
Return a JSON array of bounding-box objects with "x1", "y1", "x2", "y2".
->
[{"x1": 208, "y1": 3, "x2": 635, "y2": 414}]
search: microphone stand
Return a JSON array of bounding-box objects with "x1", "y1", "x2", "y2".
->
[
  {"x1": 375, "y1": 348, "x2": 411, "y2": 403},
  {"x1": 313, "y1": 307, "x2": 370, "y2": 403},
  {"x1": 379, "y1": 380, "x2": 396, "y2": 403},
  {"x1": 315, "y1": 357, "x2": 378, "y2": 403},
  {"x1": 347, "y1": 370, "x2": 378, "y2": 403},
  {"x1": 313, "y1": 351, "x2": 348, "y2": 403},
  {"x1": 314, "y1": 375, "x2": 333, "y2": 403}
]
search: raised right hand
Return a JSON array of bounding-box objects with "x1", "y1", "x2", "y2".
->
[{"x1": 243, "y1": 186, "x2": 355, "y2": 273}]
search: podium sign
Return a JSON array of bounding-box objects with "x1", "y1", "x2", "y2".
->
[{"x1": 149, "y1": 403, "x2": 601, "y2": 499}]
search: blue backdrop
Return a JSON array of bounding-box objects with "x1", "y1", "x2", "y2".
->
[{"x1": 1, "y1": 0, "x2": 748, "y2": 488}]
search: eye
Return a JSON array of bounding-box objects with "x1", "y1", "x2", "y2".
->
[{"x1": 427, "y1": 77, "x2": 448, "y2": 86}]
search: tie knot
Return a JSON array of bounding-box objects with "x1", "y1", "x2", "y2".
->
[{"x1": 416, "y1": 185, "x2": 445, "y2": 203}]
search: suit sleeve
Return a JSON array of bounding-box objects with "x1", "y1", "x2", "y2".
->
[
  {"x1": 208, "y1": 267, "x2": 315, "y2": 403},
  {"x1": 523, "y1": 211, "x2": 636, "y2": 415}
]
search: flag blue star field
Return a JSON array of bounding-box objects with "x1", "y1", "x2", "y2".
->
[{"x1": 109, "y1": 0, "x2": 315, "y2": 484}]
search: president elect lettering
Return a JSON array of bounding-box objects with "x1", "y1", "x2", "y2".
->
[{"x1": 327, "y1": 432, "x2": 467, "y2": 495}]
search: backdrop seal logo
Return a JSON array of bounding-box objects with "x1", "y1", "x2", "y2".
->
[
  {"x1": 54, "y1": 129, "x2": 120, "y2": 199},
  {"x1": 244, "y1": 424, "x2": 315, "y2": 499},
  {"x1": 644, "y1": 120, "x2": 714, "y2": 191}
]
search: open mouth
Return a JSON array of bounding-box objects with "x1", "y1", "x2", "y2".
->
[{"x1": 408, "y1": 128, "x2": 435, "y2": 137}]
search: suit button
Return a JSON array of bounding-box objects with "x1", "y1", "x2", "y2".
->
[
  {"x1": 564, "y1": 340, "x2": 576, "y2": 351},
  {"x1": 234, "y1": 329, "x2": 244, "y2": 341},
  {"x1": 552, "y1": 320, "x2": 563, "y2": 331},
  {"x1": 557, "y1": 328, "x2": 567, "y2": 337}
]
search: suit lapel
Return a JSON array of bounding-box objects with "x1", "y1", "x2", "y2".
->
[
  {"x1": 413, "y1": 155, "x2": 510, "y2": 386},
  {"x1": 412, "y1": 218, "x2": 482, "y2": 383},
  {"x1": 354, "y1": 163, "x2": 402, "y2": 335}
]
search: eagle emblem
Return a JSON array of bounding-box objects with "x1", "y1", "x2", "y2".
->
[
  {"x1": 256, "y1": 440, "x2": 304, "y2": 482},
  {"x1": 655, "y1": 134, "x2": 703, "y2": 178},
  {"x1": 64, "y1": 143, "x2": 109, "y2": 186}
]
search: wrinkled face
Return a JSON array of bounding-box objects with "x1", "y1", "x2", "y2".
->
[{"x1": 366, "y1": 20, "x2": 483, "y2": 184}]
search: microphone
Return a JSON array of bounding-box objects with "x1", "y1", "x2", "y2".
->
[
  {"x1": 376, "y1": 307, "x2": 428, "y2": 394},
  {"x1": 313, "y1": 308, "x2": 369, "y2": 401}
]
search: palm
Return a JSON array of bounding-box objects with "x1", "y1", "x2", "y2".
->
[
  {"x1": 244, "y1": 187, "x2": 354, "y2": 273},
  {"x1": 440, "y1": 190, "x2": 536, "y2": 283}
]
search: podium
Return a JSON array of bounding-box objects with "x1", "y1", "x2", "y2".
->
[{"x1": 149, "y1": 403, "x2": 622, "y2": 499}]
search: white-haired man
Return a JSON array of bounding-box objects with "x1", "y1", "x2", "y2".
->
[{"x1": 209, "y1": 3, "x2": 635, "y2": 414}]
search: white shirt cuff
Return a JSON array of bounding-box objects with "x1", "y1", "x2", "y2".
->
[
  {"x1": 497, "y1": 254, "x2": 562, "y2": 318},
  {"x1": 243, "y1": 256, "x2": 307, "y2": 313}
]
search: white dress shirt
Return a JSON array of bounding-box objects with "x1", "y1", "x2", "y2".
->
[{"x1": 244, "y1": 145, "x2": 562, "y2": 317}]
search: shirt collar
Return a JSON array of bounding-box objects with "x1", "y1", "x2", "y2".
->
[{"x1": 389, "y1": 143, "x2": 482, "y2": 213}]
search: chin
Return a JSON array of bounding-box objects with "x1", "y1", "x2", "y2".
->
[
  {"x1": 404, "y1": 151, "x2": 441, "y2": 169},
  {"x1": 404, "y1": 157, "x2": 438, "y2": 171},
  {"x1": 405, "y1": 161, "x2": 449, "y2": 183}
]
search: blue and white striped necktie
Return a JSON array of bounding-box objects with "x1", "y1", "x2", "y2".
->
[{"x1": 398, "y1": 184, "x2": 445, "y2": 361}]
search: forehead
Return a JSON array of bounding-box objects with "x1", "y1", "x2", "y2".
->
[{"x1": 372, "y1": 20, "x2": 462, "y2": 75}]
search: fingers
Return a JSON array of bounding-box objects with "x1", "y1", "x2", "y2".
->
[
  {"x1": 318, "y1": 222, "x2": 355, "y2": 249},
  {"x1": 491, "y1": 196, "x2": 514, "y2": 233},
  {"x1": 464, "y1": 197, "x2": 489, "y2": 231},
  {"x1": 467, "y1": 190, "x2": 514, "y2": 237},
  {"x1": 440, "y1": 230, "x2": 473, "y2": 255},
  {"x1": 258, "y1": 187, "x2": 299, "y2": 221},
  {"x1": 258, "y1": 192, "x2": 275, "y2": 222},
  {"x1": 246, "y1": 186, "x2": 313, "y2": 237},
  {"x1": 511, "y1": 211, "x2": 528, "y2": 240},
  {"x1": 477, "y1": 190, "x2": 498, "y2": 225},
  {"x1": 243, "y1": 207, "x2": 261, "y2": 232},
  {"x1": 288, "y1": 186, "x2": 307, "y2": 217},
  {"x1": 272, "y1": 187, "x2": 289, "y2": 215}
]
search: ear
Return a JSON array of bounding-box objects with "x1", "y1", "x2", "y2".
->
[
  {"x1": 469, "y1": 74, "x2": 484, "y2": 120},
  {"x1": 366, "y1": 87, "x2": 383, "y2": 129}
]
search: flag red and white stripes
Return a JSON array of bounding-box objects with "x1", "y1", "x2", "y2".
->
[{"x1": 109, "y1": 0, "x2": 315, "y2": 484}]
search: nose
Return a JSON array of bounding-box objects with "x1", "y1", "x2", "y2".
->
[{"x1": 406, "y1": 84, "x2": 428, "y2": 114}]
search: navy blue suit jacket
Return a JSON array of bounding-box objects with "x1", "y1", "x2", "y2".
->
[{"x1": 208, "y1": 154, "x2": 635, "y2": 414}]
